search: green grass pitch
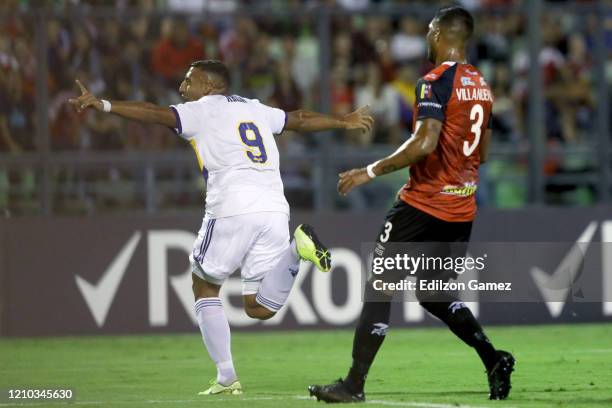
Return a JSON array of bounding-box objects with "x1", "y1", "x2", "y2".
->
[{"x1": 1, "y1": 324, "x2": 611, "y2": 407}]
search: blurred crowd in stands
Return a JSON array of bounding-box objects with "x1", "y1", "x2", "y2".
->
[{"x1": 0, "y1": 0, "x2": 610, "y2": 213}]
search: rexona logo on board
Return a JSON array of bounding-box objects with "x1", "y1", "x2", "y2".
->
[
  {"x1": 75, "y1": 223, "x2": 612, "y2": 328},
  {"x1": 74, "y1": 230, "x2": 365, "y2": 328}
]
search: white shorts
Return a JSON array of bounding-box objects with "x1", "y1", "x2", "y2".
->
[{"x1": 189, "y1": 211, "x2": 290, "y2": 295}]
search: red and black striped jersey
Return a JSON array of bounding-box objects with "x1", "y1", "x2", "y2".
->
[{"x1": 400, "y1": 61, "x2": 493, "y2": 222}]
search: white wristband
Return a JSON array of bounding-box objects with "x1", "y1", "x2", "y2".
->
[
  {"x1": 101, "y1": 99, "x2": 111, "y2": 113},
  {"x1": 366, "y1": 162, "x2": 378, "y2": 179}
]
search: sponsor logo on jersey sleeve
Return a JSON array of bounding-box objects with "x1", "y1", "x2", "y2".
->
[
  {"x1": 417, "y1": 101, "x2": 442, "y2": 109},
  {"x1": 420, "y1": 83, "x2": 432, "y2": 99}
]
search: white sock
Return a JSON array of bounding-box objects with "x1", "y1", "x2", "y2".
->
[
  {"x1": 194, "y1": 297, "x2": 237, "y2": 386},
  {"x1": 256, "y1": 240, "x2": 301, "y2": 312}
]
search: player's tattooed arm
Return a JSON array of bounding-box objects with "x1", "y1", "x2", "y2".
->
[
  {"x1": 68, "y1": 79, "x2": 176, "y2": 128},
  {"x1": 380, "y1": 164, "x2": 399, "y2": 174},
  {"x1": 285, "y1": 106, "x2": 373, "y2": 134},
  {"x1": 372, "y1": 118, "x2": 442, "y2": 176},
  {"x1": 337, "y1": 118, "x2": 442, "y2": 195}
]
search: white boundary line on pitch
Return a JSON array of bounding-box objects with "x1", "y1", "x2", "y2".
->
[
  {"x1": 296, "y1": 395, "x2": 510, "y2": 408},
  {"x1": 0, "y1": 397, "x2": 277, "y2": 407},
  {"x1": 366, "y1": 399, "x2": 512, "y2": 408},
  {"x1": 0, "y1": 395, "x2": 514, "y2": 407}
]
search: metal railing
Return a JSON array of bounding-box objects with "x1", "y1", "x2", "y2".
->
[{"x1": 0, "y1": 0, "x2": 610, "y2": 215}]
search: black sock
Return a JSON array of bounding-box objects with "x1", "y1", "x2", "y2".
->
[
  {"x1": 345, "y1": 283, "x2": 392, "y2": 394},
  {"x1": 420, "y1": 300, "x2": 498, "y2": 371}
]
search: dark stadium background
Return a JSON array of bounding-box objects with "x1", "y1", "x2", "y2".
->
[
  {"x1": 1, "y1": 2, "x2": 612, "y2": 407},
  {"x1": 0, "y1": 0, "x2": 611, "y2": 333},
  {"x1": 1, "y1": 0, "x2": 611, "y2": 215}
]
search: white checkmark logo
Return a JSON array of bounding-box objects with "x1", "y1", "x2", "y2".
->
[
  {"x1": 530, "y1": 222, "x2": 597, "y2": 317},
  {"x1": 75, "y1": 232, "x2": 141, "y2": 327}
]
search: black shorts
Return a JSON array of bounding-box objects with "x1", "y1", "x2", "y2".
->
[{"x1": 372, "y1": 200, "x2": 473, "y2": 284}]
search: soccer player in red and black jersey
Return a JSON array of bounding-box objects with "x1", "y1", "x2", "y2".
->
[{"x1": 309, "y1": 6, "x2": 514, "y2": 403}]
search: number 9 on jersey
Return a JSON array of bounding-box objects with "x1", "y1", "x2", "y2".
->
[{"x1": 239, "y1": 122, "x2": 268, "y2": 164}]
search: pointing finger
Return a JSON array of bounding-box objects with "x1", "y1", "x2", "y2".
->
[{"x1": 75, "y1": 79, "x2": 88, "y2": 95}]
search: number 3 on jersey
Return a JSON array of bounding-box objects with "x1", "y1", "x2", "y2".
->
[
  {"x1": 239, "y1": 122, "x2": 267, "y2": 163},
  {"x1": 463, "y1": 103, "x2": 483, "y2": 156},
  {"x1": 380, "y1": 222, "x2": 393, "y2": 243}
]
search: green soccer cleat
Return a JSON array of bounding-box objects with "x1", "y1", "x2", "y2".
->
[
  {"x1": 294, "y1": 224, "x2": 331, "y2": 272},
  {"x1": 198, "y1": 379, "x2": 243, "y2": 395}
]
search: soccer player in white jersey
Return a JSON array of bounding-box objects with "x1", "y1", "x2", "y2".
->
[{"x1": 69, "y1": 60, "x2": 373, "y2": 396}]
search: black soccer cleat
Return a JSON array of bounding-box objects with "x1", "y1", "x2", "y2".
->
[
  {"x1": 487, "y1": 350, "x2": 515, "y2": 400},
  {"x1": 308, "y1": 379, "x2": 365, "y2": 403}
]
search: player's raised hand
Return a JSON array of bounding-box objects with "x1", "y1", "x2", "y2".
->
[
  {"x1": 338, "y1": 167, "x2": 371, "y2": 196},
  {"x1": 68, "y1": 79, "x2": 103, "y2": 113},
  {"x1": 342, "y1": 105, "x2": 374, "y2": 134}
]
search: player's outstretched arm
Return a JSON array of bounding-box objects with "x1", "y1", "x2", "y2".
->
[
  {"x1": 284, "y1": 106, "x2": 373, "y2": 134},
  {"x1": 337, "y1": 118, "x2": 442, "y2": 196},
  {"x1": 68, "y1": 79, "x2": 176, "y2": 128}
]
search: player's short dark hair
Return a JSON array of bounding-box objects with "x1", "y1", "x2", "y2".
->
[
  {"x1": 190, "y1": 60, "x2": 230, "y2": 89},
  {"x1": 435, "y1": 5, "x2": 474, "y2": 41}
]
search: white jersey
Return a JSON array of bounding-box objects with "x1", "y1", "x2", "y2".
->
[{"x1": 171, "y1": 94, "x2": 290, "y2": 218}]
